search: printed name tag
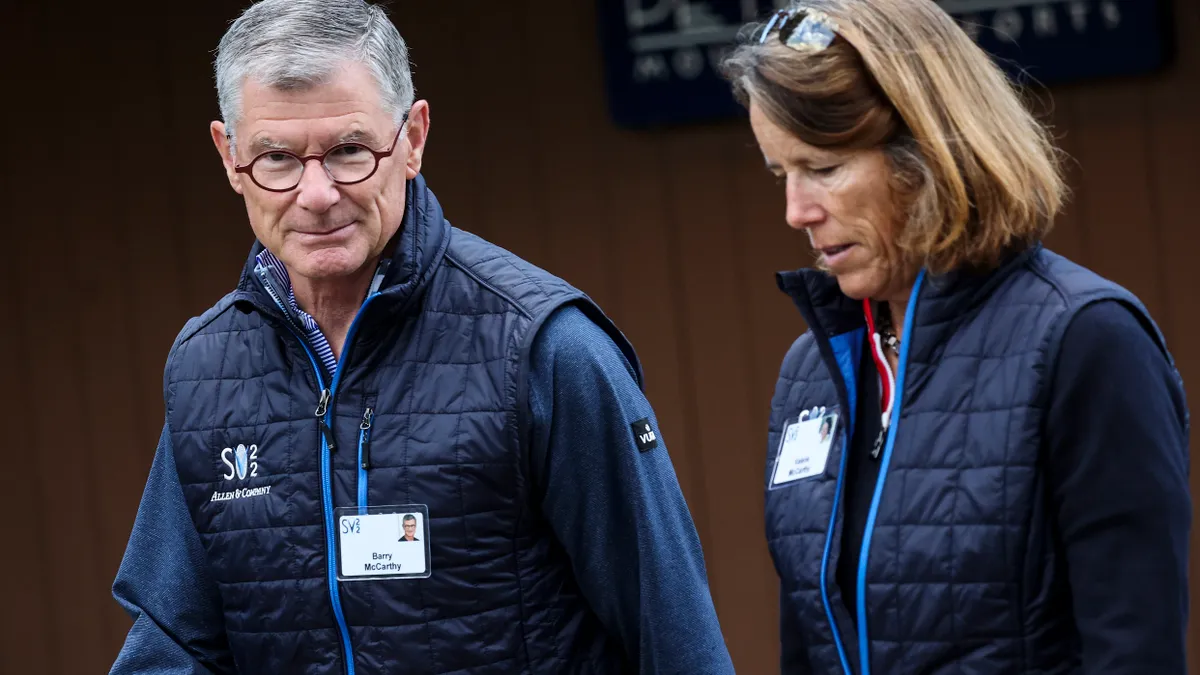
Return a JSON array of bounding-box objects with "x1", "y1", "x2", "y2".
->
[
  {"x1": 770, "y1": 407, "x2": 838, "y2": 488},
  {"x1": 334, "y1": 505, "x2": 431, "y2": 580}
]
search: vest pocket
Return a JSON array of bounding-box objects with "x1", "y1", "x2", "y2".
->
[{"x1": 357, "y1": 397, "x2": 376, "y2": 509}]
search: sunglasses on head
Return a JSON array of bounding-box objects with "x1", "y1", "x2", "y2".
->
[{"x1": 756, "y1": 6, "x2": 841, "y2": 52}]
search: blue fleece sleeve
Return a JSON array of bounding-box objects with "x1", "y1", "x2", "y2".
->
[
  {"x1": 528, "y1": 305, "x2": 735, "y2": 675},
  {"x1": 110, "y1": 423, "x2": 235, "y2": 675},
  {"x1": 1047, "y1": 301, "x2": 1191, "y2": 674}
]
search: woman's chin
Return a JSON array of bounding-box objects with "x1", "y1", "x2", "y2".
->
[{"x1": 832, "y1": 272, "x2": 881, "y2": 301}]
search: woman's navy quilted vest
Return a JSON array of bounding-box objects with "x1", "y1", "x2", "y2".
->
[
  {"x1": 164, "y1": 176, "x2": 638, "y2": 674},
  {"x1": 765, "y1": 246, "x2": 1183, "y2": 674}
]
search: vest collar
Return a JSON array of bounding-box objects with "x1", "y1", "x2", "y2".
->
[
  {"x1": 778, "y1": 243, "x2": 1041, "y2": 363},
  {"x1": 234, "y1": 173, "x2": 451, "y2": 322}
]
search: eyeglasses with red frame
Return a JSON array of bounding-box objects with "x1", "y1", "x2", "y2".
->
[{"x1": 234, "y1": 112, "x2": 409, "y2": 192}]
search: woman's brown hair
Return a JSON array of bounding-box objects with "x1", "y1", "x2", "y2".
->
[{"x1": 723, "y1": 0, "x2": 1067, "y2": 274}]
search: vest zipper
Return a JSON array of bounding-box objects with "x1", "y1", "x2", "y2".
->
[
  {"x1": 319, "y1": 292, "x2": 382, "y2": 675},
  {"x1": 254, "y1": 259, "x2": 390, "y2": 675},
  {"x1": 357, "y1": 402, "x2": 375, "y2": 510},
  {"x1": 854, "y1": 269, "x2": 926, "y2": 675},
  {"x1": 818, "y1": 345, "x2": 857, "y2": 675},
  {"x1": 287, "y1": 340, "x2": 356, "y2": 675},
  {"x1": 316, "y1": 389, "x2": 337, "y2": 452},
  {"x1": 785, "y1": 279, "x2": 859, "y2": 675}
]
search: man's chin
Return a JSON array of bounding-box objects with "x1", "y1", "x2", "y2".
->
[{"x1": 288, "y1": 247, "x2": 371, "y2": 282}]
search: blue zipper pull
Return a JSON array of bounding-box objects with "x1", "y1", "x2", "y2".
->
[
  {"x1": 315, "y1": 389, "x2": 336, "y2": 452},
  {"x1": 359, "y1": 406, "x2": 374, "y2": 470}
]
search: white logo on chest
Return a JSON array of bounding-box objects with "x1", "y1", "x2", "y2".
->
[{"x1": 220, "y1": 443, "x2": 259, "y2": 481}]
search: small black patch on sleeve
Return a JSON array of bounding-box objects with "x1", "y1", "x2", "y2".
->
[{"x1": 631, "y1": 418, "x2": 658, "y2": 452}]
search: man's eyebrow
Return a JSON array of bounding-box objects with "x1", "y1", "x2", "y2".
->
[
  {"x1": 244, "y1": 129, "x2": 381, "y2": 155},
  {"x1": 247, "y1": 136, "x2": 291, "y2": 154},
  {"x1": 337, "y1": 129, "x2": 379, "y2": 145}
]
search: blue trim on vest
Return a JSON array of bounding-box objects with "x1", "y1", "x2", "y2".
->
[
  {"x1": 279, "y1": 321, "x2": 356, "y2": 675},
  {"x1": 856, "y1": 269, "x2": 926, "y2": 674},
  {"x1": 250, "y1": 263, "x2": 357, "y2": 667},
  {"x1": 253, "y1": 267, "x2": 386, "y2": 675},
  {"x1": 322, "y1": 291, "x2": 384, "y2": 675},
  {"x1": 821, "y1": 327, "x2": 864, "y2": 675},
  {"x1": 357, "y1": 425, "x2": 369, "y2": 511},
  {"x1": 831, "y1": 330, "x2": 862, "y2": 430},
  {"x1": 319, "y1": 409, "x2": 355, "y2": 675}
]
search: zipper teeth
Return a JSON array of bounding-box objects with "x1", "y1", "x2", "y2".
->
[
  {"x1": 321, "y1": 294, "x2": 378, "y2": 675},
  {"x1": 855, "y1": 270, "x2": 925, "y2": 675},
  {"x1": 357, "y1": 427, "x2": 367, "y2": 509},
  {"x1": 820, "y1": 432, "x2": 854, "y2": 675},
  {"x1": 255, "y1": 268, "x2": 357, "y2": 675},
  {"x1": 320, "y1": 432, "x2": 354, "y2": 675},
  {"x1": 357, "y1": 408, "x2": 372, "y2": 510},
  {"x1": 256, "y1": 268, "x2": 305, "y2": 335},
  {"x1": 292, "y1": 332, "x2": 356, "y2": 675},
  {"x1": 322, "y1": 310, "x2": 374, "y2": 675},
  {"x1": 818, "y1": 334, "x2": 858, "y2": 675}
]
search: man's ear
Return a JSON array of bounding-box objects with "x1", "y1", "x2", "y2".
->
[
  {"x1": 402, "y1": 100, "x2": 430, "y2": 180},
  {"x1": 210, "y1": 120, "x2": 245, "y2": 195}
]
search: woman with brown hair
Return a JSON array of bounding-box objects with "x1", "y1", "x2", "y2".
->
[{"x1": 723, "y1": 1, "x2": 1190, "y2": 673}]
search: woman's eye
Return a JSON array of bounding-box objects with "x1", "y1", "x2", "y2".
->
[{"x1": 812, "y1": 165, "x2": 841, "y2": 176}]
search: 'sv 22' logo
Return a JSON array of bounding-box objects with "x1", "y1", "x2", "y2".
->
[{"x1": 221, "y1": 444, "x2": 259, "y2": 481}]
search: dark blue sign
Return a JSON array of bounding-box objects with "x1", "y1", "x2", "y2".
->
[
  {"x1": 596, "y1": 0, "x2": 784, "y2": 129},
  {"x1": 938, "y1": 0, "x2": 1171, "y2": 85},
  {"x1": 596, "y1": 0, "x2": 1173, "y2": 130}
]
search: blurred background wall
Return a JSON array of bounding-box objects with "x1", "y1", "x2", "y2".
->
[{"x1": 0, "y1": 1, "x2": 1196, "y2": 673}]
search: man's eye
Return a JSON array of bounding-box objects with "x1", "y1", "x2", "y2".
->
[
  {"x1": 812, "y1": 165, "x2": 841, "y2": 176},
  {"x1": 335, "y1": 145, "x2": 364, "y2": 156}
]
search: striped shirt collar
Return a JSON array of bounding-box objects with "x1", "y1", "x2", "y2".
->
[{"x1": 252, "y1": 248, "x2": 390, "y2": 376}]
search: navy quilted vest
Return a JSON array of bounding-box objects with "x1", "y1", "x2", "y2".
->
[
  {"x1": 765, "y1": 246, "x2": 1180, "y2": 674},
  {"x1": 165, "y1": 176, "x2": 638, "y2": 674}
]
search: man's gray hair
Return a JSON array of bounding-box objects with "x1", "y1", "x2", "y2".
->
[{"x1": 215, "y1": 0, "x2": 414, "y2": 151}]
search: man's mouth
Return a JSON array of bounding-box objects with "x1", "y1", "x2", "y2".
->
[{"x1": 296, "y1": 221, "x2": 356, "y2": 237}]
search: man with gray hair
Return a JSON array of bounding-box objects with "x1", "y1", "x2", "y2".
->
[{"x1": 109, "y1": 1, "x2": 734, "y2": 673}]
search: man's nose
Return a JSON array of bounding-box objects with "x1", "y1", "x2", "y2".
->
[{"x1": 294, "y1": 160, "x2": 341, "y2": 212}]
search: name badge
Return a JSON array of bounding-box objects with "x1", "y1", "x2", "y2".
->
[
  {"x1": 335, "y1": 505, "x2": 431, "y2": 580},
  {"x1": 770, "y1": 406, "x2": 838, "y2": 488}
]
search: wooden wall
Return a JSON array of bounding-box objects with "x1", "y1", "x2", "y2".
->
[{"x1": 0, "y1": 1, "x2": 1196, "y2": 673}]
